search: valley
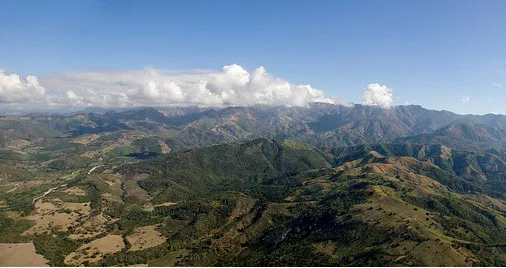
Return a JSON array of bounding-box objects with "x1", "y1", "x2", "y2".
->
[{"x1": 0, "y1": 104, "x2": 505, "y2": 266}]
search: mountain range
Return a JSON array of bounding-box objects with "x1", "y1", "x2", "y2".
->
[
  {"x1": 3, "y1": 104, "x2": 505, "y2": 152},
  {"x1": 0, "y1": 103, "x2": 505, "y2": 266}
]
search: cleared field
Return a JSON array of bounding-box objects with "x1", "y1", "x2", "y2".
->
[
  {"x1": 99, "y1": 174, "x2": 124, "y2": 203},
  {"x1": 155, "y1": 202, "x2": 177, "y2": 207},
  {"x1": 0, "y1": 243, "x2": 49, "y2": 266},
  {"x1": 126, "y1": 225, "x2": 167, "y2": 251},
  {"x1": 72, "y1": 134, "x2": 100, "y2": 145},
  {"x1": 22, "y1": 200, "x2": 91, "y2": 235},
  {"x1": 65, "y1": 234, "x2": 125, "y2": 266},
  {"x1": 62, "y1": 186, "x2": 87, "y2": 196},
  {"x1": 143, "y1": 201, "x2": 177, "y2": 212},
  {"x1": 68, "y1": 213, "x2": 111, "y2": 240}
]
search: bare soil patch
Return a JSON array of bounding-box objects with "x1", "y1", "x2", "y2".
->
[
  {"x1": 62, "y1": 186, "x2": 87, "y2": 196},
  {"x1": 159, "y1": 140, "x2": 171, "y2": 154},
  {"x1": 72, "y1": 134, "x2": 100, "y2": 145},
  {"x1": 126, "y1": 225, "x2": 167, "y2": 251},
  {"x1": 65, "y1": 234, "x2": 125, "y2": 266},
  {"x1": 155, "y1": 202, "x2": 177, "y2": 207},
  {"x1": 0, "y1": 243, "x2": 49, "y2": 266},
  {"x1": 68, "y1": 213, "x2": 111, "y2": 240},
  {"x1": 143, "y1": 202, "x2": 177, "y2": 212},
  {"x1": 22, "y1": 200, "x2": 91, "y2": 235},
  {"x1": 5, "y1": 139, "x2": 31, "y2": 150}
]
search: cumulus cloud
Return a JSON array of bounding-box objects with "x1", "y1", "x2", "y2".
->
[
  {"x1": 0, "y1": 70, "x2": 47, "y2": 105},
  {"x1": 19, "y1": 64, "x2": 342, "y2": 110},
  {"x1": 362, "y1": 83, "x2": 393, "y2": 108},
  {"x1": 461, "y1": 96, "x2": 470, "y2": 103}
]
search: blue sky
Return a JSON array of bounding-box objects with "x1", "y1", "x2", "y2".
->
[{"x1": 1, "y1": 0, "x2": 505, "y2": 114}]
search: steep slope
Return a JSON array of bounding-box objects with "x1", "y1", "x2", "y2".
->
[
  {"x1": 122, "y1": 138, "x2": 334, "y2": 202},
  {"x1": 332, "y1": 143, "x2": 506, "y2": 198},
  {"x1": 400, "y1": 121, "x2": 506, "y2": 153},
  {"x1": 0, "y1": 117, "x2": 62, "y2": 147},
  {"x1": 229, "y1": 156, "x2": 506, "y2": 266},
  {"x1": 100, "y1": 140, "x2": 506, "y2": 266},
  {"x1": 2, "y1": 134, "x2": 505, "y2": 266}
]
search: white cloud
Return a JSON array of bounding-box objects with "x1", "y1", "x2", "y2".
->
[
  {"x1": 461, "y1": 96, "x2": 470, "y2": 103},
  {"x1": 362, "y1": 83, "x2": 393, "y2": 108},
  {"x1": 0, "y1": 70, "x2": 47, "y2": 104},
  {"x1": 22, "y1": 64, "x2": 344, "y2": 110},
  {"x1": 491, "y1": 82, "x2": 503, "y2": 88}
]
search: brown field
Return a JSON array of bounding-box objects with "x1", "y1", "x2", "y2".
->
[
  {"x1": 143, "y1": 201, "x2": 177, "y2": 212},
  {"x1": 5, "y1": 139, "x2": 31, "y2": 150},
  {"x1": 62, "y1": 186, "x2": 87, "y2": 196},
  {"x1": 65, "y1": 234, "x2": 125, "y2": 266},
  {"x1": 99, "y1": 174, "x2": 124, "y2": 203},
  {"x1": 0, "y1": 243, "x2": 49, "y2": 267},
  {"x1": 72, "y1": 134, "x2": 100, "y2": 145},
  {"x1": 159, "y1": 140, "x2": 171, "y2": 154},
  {"x1": 126, "y1": 225, "x2": 167, "y2": 251},
  {"x1": 68, "y1": 213, "x2": 110, "y2": 240},
  {"x1": 155, "y1": 202, "x2": 177, "y2": 207},
  {"x1": 22, "y1": 200, "x2": 91, "y2": 235}
]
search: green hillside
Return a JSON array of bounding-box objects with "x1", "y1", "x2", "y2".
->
[{"x1": 1, "y1": 105, "x2": 505, "y2": 266}]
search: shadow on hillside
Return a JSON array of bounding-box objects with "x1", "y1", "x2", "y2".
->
[{"x1": 125, "y1": 152, "x2": 161, "y2": 160}]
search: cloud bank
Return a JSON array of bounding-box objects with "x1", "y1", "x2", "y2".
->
[
  {"x1": 0, "y1": 64, "x2": 345, "y2": 111},
  {"x1": 362, "y1": 83, "x2": 393, "y2": 108},
  {"x1": 0, "y1": 70, "x2": 47, "y2": 105}
]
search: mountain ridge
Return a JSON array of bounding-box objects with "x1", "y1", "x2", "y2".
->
[{"x1": 1, "y1": 103, "x2": 506, "y2": 266}]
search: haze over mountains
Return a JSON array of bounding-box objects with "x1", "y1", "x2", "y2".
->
[
  {"x1": 1, "y1": 103, "x2": 505, "y2": 266},
  {"x1": 5, "y1": 103, "x2": 503, "y2": 152}
]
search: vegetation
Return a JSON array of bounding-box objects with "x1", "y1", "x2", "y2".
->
[{"x1": 0, "y1": 105, "x2": 505, "y2": 266}]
